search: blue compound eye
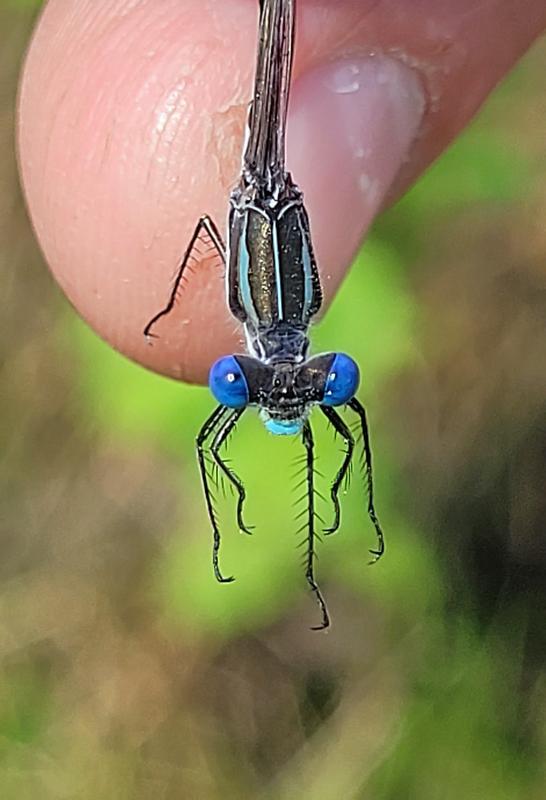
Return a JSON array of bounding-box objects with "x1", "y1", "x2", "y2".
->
[
  {"x1": 209, "y1": 356, "x2": 249, "y2": 408},
  {"x1": 322, "y1": 353, "x2": 360, "y2": 406}
]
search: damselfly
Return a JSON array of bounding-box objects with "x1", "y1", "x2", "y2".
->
[{"x1": 145, "y1": 0, "x2": 385, "y2": 630}]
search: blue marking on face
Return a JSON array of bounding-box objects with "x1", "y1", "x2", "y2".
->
[
  {"x1": 209, "y1": 355, "x2": 249, "y2": 408},
  {"x1": 322, "y1": 353, "x2": 360, "y2": 406},
  {"x1": 264, "y1": 417, "x2": 303, "y2": 436}
]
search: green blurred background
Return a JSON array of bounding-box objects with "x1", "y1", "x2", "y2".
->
[{"x1": 2, "y1": 3, "x2": 546, "y2": 799}]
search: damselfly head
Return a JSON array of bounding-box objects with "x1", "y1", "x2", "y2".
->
[{"x1": 208, "y1": 351, "x2": 361, "y2": 434}]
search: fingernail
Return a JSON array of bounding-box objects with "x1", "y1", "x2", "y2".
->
[{"x1": 287, "y1": 56, "x2": 425, "y2": 281}]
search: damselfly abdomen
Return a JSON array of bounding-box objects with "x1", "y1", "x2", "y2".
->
[{"x1": 145, "y1": 0, "x2": 385, "y2": 630}]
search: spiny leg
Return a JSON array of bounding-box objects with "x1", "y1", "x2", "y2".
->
[
  {"x1": 301, "y1": 421, "x2": 330, "y2": 631},
  {"x1": 348, "y1": 398, "x2": 385, "y2": 564},
  {"x1": 211, "y1": 409, "x2": 253, "y2": 535},
  {"x1": 144, "y1": 215, "x2": 225, "y2": 338},
  {"x1": 196, "y1": 404, "x2": 235, "y2": 583},
  {"x1": 320, "y1": 405, "x2": 355, "y2": 536}
]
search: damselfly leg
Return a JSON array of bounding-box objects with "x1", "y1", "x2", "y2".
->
[
  {"x1": 348, "y1": 398, "x2": 385, "y2": 564},
  {"x1": 210, "y1": 409, "x2": 254, "y2": 535},
  {"x1": 320, "y1": 403, "x2": 385, "y2": 564},
  {"x1": 196, "y1": 404, "x2": 236, "y2": 584},
  {"x1": 144, "y1": 215, "x2": 225, "y2": 339},
  {"x1": 320, "y1": 405, "x2": 355, "y2": 536},
  {"x1": 301, "y1": 421, "x2": 330, "y2": 631}
]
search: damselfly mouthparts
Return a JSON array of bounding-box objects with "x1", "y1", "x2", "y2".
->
[{"x1": 145, "y1": 0, "x2": 385, "y2": 630}]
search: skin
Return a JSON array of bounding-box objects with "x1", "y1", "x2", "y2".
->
[{"x1": 18, "y1": 0, "x2": 546, "y2": 384}]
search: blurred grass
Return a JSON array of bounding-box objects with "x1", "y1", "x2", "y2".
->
[{"x1": 2, "y1": 2, "x2": 546, "y2": 799}]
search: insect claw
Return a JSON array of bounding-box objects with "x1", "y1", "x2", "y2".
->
[
  {"x1": 240, "y1": 524, "x2": 255, "y2": 535},
  {"x1": 217, "y1": 574, "x2": 235, "y2": 584},
  {"x1": 368, "y1": 548, "x2": 384, "y2": 565}
]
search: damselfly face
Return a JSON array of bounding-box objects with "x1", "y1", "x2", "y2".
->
[{"x1": 209, "y1": 352, "x2": 361, "y2": 435}]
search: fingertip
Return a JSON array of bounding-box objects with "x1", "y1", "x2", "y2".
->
[
  {"x1": 287, "y1": 55, "x2": 425, "y2": 297},
  {"x1": 18, "y1": 0, "x2": 254, "y2": 383},
  {"x1": 18, "y1": 0, "x2": 546, "y2": 385}
]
